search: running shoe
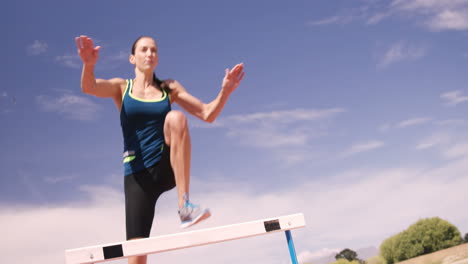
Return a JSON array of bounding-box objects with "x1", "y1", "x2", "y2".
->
[{"x1": 178, "y1": 201, "x2": 211, "y2": 229}]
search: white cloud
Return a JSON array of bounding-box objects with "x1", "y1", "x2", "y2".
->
[
  {"x1": 381, "y1": 117, "x2": 433, "y2": 132},
  {"x1": 311, "y1": 0, "x2": 468, "y2": 32},
  {"x1": 44, "y1": 175, "x2": 78, "y2": 184},
  {"x1": 3, "y1": 157, "x2": 468, "y2": 264},
  {"x1": 307, "y1": 4, "x2": 383, "y2": 26},
  {"x1": 390, "y1": 0, "x2": 468, "y2": 31},
  {"x1": 414, "y1": 124, "x2": 468, "y2": 159},
  {"x1": 366, "y1": 12, "x2": 391, "y2": 25},
  {"x1": 436, "y1": 119, "x2": 467, "y2": 126},
  {"x1": 56, "y1": 54, "x2": 82, "y2": 69},
  {"x1": 0, "y1": 92, "x2": 16, "y2": 114},
  {"x1": 441, "y1": 90, "x2": 468, "y2": 106},
  {"x1": 107, "y1": 50, "x2": 129, "y2": 62},
  {"x1": 27, "y1": 40, "x2": 48, "y2": 55},
  {"x1": 377, "y1": 41, "x2": 427, "y2": 68},
  {"x1": 342, "y1": 140, "x2": 385, "y2": 157},
  {"x1": 1, "y1": 186, "x2": 125, "y2": 264},
  {"x1": 378, "y1": 123, "x2": 392, "y2": 133},
  {"x1": 193, "y1": 108, "x2": 345, "y2": 149},
  {"x1": 428, "y1": 9, "x2": 468, "y2": 31},
  {"x1": 416, "y1": 132, "x2": 451, "y2": 150},
  {"x1": 36, "y1": 92, "x2": 101, "y2": 121},
  {"x1": 443, "y1": 142, "x2": 468, "y2": 159},
  {"x1": 277, "y1": 148, "x2": 317, "y2": 166},
  {"x1": 226, "y1": 127, "x2": 309, "y2": 148},
  {"x1": 307, "y1": 16, "x2": 355, "y2": 26},
  {"x1": 188, "y1": 108, "x2": 347, "y2": 167},
  {"x1": 397, "y1": 117, "x2": 432, "y2": 128},
  {"x1": 56, "y1": 50, "x2": 128, "y2": 69},
  {"x1": 224, "y1": 110, "x2": 341, "y2": 148},
  {"x1": 225, "y1": 108, "x2": 344, "y2": 125},
  {"x1": 390, "y1": 0, "x2": 468, "y2": 11}
]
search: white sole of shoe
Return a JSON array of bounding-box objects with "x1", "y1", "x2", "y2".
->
[{"x1": 180, "y1": 209, "x2": 211, "y2": 229}]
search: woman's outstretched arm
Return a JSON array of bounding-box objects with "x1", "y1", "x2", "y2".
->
[
  {"x1": 169, "y1": 63, "x2": 245, "y2": 123},
  {"x1": 75, "y1": 35, "x2": 125, "y2": 100}
]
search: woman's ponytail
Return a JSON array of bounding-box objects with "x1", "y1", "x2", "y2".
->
[{"x1": 153, "y1": 72, "x2": 169, "y2": 94}]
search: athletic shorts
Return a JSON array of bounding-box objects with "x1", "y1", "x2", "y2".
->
[{"x1": 124, "y1": 144, "x2": 176, "y2": 240}]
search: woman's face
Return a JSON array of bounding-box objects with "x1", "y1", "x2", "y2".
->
[{"x1": 131, "y1": 37, "x2": 159, "y2": 72}]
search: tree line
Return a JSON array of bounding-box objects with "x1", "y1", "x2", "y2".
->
[
  {"x1": 324, "y1": 217, "x2": 467, "y2": 264},
  {"x1": 379, "y1": 217, "x2": 464, "y2": 264}
]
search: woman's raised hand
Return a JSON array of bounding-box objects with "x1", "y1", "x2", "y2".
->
[
  {"x1": 75, "y1": 35, "x2": 101, "y2": 66},
  {"x1": 222, "y1": 63, "x2": 245, "y2": 94}
]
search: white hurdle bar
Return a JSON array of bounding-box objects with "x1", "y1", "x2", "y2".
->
[{"x1": 65, "y1": 213, "x2": 306, "y2": 264}]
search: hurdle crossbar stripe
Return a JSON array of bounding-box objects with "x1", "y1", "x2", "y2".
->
[{"x1": 65, "y1": 213, "x2": 305, "y2": 264}]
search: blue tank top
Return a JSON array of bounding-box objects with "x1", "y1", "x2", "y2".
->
[{"x1": 120, "y1": 79, "x2": 171, "y2": 176}]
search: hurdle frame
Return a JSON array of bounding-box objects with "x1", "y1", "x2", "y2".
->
[{"x1": 65, "y1": 213, "x2": 305, "y2": 264}]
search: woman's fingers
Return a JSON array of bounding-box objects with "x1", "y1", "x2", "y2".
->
[
  {"x1": 229, "y1": 63, "x2": 244, "y2": 80},
  {"x1": 234, "y1": 63, "x2": 244, "y2": 73},
  {"x1": 75, "y1": 35, "x2": 100, "y2": 65},
  {"x1": 224, "y1": 63, "x2": 245, "y2": 87},
  {"x1": 75, "y1": 37, "x2": 82, "y2": 50},
  {"x1": 88, "y1": 37, "x2": 96, "y2": 50},
  {"x1": 75, "y1": 35, "x2": 95, "y2": 51},
  {"x1": 237, "y1": 71, "x2": 245, "y2": 82},
  {"x1": 83, "y1": 37, "x2": 92, "y2": 50},
  {"x1": 75, "y1": 36, "x2": 89, "y2": 51}
]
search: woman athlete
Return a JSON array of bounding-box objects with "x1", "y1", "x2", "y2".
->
[{"x1": 75, "y1": 35, "x2": 245, "y2": 264}]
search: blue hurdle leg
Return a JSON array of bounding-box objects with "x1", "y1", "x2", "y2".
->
[{"x1": 285, "y1": 230, "x2": 298, "y2": 264}]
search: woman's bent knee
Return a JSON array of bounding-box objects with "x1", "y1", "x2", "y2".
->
[
  {"x1": 165, "y1": 111, "x2": 188, "y2": 131},
  {"x1": 166, "y1": 110, "x2": 186, "y2": 124},
  {"x1": 164, "y1": 111, "x2": 189, "y2": 144}
]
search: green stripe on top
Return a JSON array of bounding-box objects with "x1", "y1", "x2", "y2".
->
[{"x1": 123, "y1": 156, "x2": 135, "y2": 164}]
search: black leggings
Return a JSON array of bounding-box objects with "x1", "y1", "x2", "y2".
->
[{"x1": 124, "y1": 145, "x2": 176, "y2": 240}]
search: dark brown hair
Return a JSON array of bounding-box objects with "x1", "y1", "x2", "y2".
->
[{"x1": 131, "y1": 36, "x2": 169, "y2": 94}]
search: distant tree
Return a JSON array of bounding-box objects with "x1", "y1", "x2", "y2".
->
[
  {"x1": 465, "y1": 233, "x2": 468, "y2": 243},
  {"x1": 379, "y1": 217, "x2": 463, "y2": 264},
  {"x1": 380, "y1": 233, "x2": 401, "y2": 264},
  {"x1": 403, "y1": 217, "x2": 462, "y2": 255},
  {"x1": 335, "y1": 248, "x2": 365, "y2": 264},
  {"x1": 336, "y1": 249, "x2": 358, "y2": 262}
]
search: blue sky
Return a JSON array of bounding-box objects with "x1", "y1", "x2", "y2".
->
[{"x1": 2, "y1": 0, "x2": 468, "y2": 263}]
